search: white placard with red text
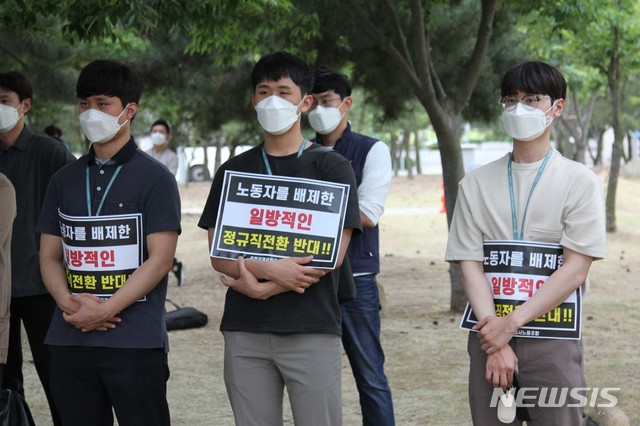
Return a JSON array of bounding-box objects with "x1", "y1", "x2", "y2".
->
[
  {"x1": 460, "y1": 240, "x2": 582, "y2": 340},
  {"x1": 210, "y1": 171, "x2": 350, "y2": 269}
]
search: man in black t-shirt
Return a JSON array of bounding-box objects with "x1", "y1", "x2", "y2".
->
[{"x1": 198, "y1": 51, "x2": 361, "y2": 426}]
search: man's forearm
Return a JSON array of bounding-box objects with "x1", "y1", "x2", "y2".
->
[
  {"x1": 103, "y1": 256, "x2": 173, "y2": 317},
  {"x1": 360, "y1": 211, "x2": 375, "y2": 228},
  {"x1": 507, "y1": 248, "x2": 592, "y2": 330},
  {"x1": 104, "y1": 231, "x2": 177, "y2": 316},
  {"x1": 40, "y1": 257, "x2": 75, "y2": 312},
  {"x1": 460, "y1": 260, "x2": 496, "y2": 321}
]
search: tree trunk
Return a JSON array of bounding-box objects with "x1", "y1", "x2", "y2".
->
[
  {"x1": 624, "y1": 130, "x2": 633, "y2": 162},
  {"x1": 594, "y1": 130, "x2": 605, "y2": 166},
  {"x1": 214, "y1": 133, "x2": 223, "y2": 174},
  {"x1": 389, "y1": 133, "x2": 400, "y2": 176},
  {"x1": 606, "y1": 27, "x2": 622, "y2": 233},
  {"x1": 432, "y1": 114, "x2": 464, "y2": 228},
  {"x1": 567, "y1": 90, "x2": 596, "y2": 165},
  {"x1": 606, "y1": 133, "x2": 622, "y2": 233},
  {"x1": 554, "y1": 124, "x2": 568, "y2": 158},
  {"x1": 413, "y1": 129, "x2": 422, "y2": 175},
  {"x1": 342, "y1": 0, "x2": 497, "y2": 313},
  {"x1": 428, "y1": 112, "x2": 466, "y2": 312},
  {"x1": 575, "y1": 132, "x2": 587, "y2": 165},
  {"x1": 229, "y1": 137, "x2": 239, "y2": 159},
  {"x1": 449, "y1": 262, "x2": 465, "y2": 316},
  {"x1": 403, "y1": 128, "x2": 414, "y2": 179},
  {"x1": 597, "y1": 131, "x2": 604, "y2": 166},
  {"x1": 202, "y1": 145, "x2": 212, "y2": 181}
]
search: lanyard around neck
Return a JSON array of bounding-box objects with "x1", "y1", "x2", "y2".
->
[
  {"x1": 86, "y1": 164, "x2": 123, "y2": 216},
  {"x1": 260, "y1": 138, "x2": 307, "y2": 176},
  {"x1": 508, "y1": 147, "x2": 553, "y2": 240}
]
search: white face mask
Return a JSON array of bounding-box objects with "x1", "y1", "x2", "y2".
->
[
  {"x1": 308, "y1": 102, "x2": 345, "y2": 135},
  {"x1": 79, "y1": 104, "x2": 130, "y2": 144},
  {"x1": 255, "y1": 96, "x2": 303, "y2": 135},
  {"x1": 503, "y1": 102, "x2": 556, "y2": 142},
  {"x1": 0, "y1": 103, "x2": 23, "y2": 133},
  {"x1": 150, "y1": 132, "x2": 166, "y2": 146}
]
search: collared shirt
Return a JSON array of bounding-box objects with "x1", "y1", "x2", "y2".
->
[
  {"x1": 0, "y1": 127, "x2": 75, "y2": 297},
  {"x1": 37, "y1": 138, "x2": 181, "y2": 350},
  {"x1": 145, "y1": 147, "x2": 178, "y2": 176}
]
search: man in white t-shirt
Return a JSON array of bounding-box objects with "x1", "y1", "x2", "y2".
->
[
  {"x1": 445, "y1": 61, "x2": 605, "y2": 425},
  {"x1": 146, "y1": 119, "x2": 178, "y2": 175},
  {"x1": 146, "y1": 119, "x2": 183, "y2": 285}
]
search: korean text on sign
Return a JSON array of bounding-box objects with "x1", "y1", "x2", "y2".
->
[
  {"x1": 210, "y1": 171, "x2": 350, "y2": 269},
  {"x1": 58, "y1": 210, "x2": 143, "y2": 299},
  {"x1": 459, "y1": 240, "x2": 581, "y2": 340}
]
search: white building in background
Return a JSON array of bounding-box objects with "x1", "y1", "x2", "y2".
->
[
  {"x1": 397, "y1": 141, "x2": 512, "y2": 176},
  {"x1": 137, "y1": 135, "x2": 251, "y2": 184},
  {"x1": 139, "y1": 127, "x2": 639, "y2": 182},
  {"x1": 592, "y1": 127, "x2": 640, "y2": 167},
  {"x1": 178, "y1": 145, "x2": 252, "y2": 183},
  {"x1": 398, "y1": 129, "x2": 640, "y2": 176}
]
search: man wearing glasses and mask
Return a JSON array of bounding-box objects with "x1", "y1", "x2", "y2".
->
[{"x1": 446, "y1": 61, "x2": 605, "y2": 425}]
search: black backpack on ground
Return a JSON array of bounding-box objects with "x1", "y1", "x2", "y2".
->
[{"x1": 165, "y1": 299, "x2": 208, "y2": 331}]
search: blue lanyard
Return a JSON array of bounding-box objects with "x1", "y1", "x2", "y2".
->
[
  {"x1": 508, "y1": 148, "x2": 553, "y2": 240},
  {"x1": 86, "y1": 164, "x2": 123, "y2": 216},
  {"x1": 261, "y1": 138, "x2": 307, "y2": 176}
]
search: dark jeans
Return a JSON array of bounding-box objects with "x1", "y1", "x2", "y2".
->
[
  {"x1": 4, "y1": 294, "x2": 61, "y2": 425},
  {"x1": 50, "y1": 346, "x2": 171, "y2": 426},
  {"x1": 341, "y1": 274, "x2": 395, "y2": 426}
]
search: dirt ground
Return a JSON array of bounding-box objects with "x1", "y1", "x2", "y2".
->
[{"x1": 22, "y1": 174, "x2": 640, "y2": 425}]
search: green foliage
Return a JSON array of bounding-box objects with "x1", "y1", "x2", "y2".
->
[
  {"x1": 1, "y1": 0, "x2": 319, "y2": 149},
  {"x1": 2, "y1": 0, "x2": 638, "y2": 153},
  {"x1": 463, "y1": 7, "x2": 529, "y2": 124},
  {"x1": 514, "y1": 0, "x2": 640, "y2": 132}
]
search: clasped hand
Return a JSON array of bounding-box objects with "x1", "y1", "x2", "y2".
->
[
  {"x1": 221, "y1": 256, "x2": 325, "y2": 299},
  {"x1": 62, "y1": 293, "x2": 122, "y2": 332},
  {"x1": 485, "y1": 345, "x2": 519, "y2": 390},
  {"x1": 474, "y1": 315, "x2": 517, "y2": 354},
  {"x1": 262, "y1": 255, "x2": 326, "y2": 293}
]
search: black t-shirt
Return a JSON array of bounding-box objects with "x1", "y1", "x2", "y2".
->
[{"x1": 198, "y1": 142, "x2": 361, "y2": 335}]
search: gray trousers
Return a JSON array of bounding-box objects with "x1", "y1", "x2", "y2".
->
[
  {"x1": 467, "y1": 333, "x2": 585, "y2": 426},
  {"x1": 223, "y1": 331, "x2": 342, "y2": 426}
]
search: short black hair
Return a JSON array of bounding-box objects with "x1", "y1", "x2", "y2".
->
[
  {"x1": 44, "y1": 124, "x2": 62, "y2": 139},
  {"x1": 76, "y1": 60, "x2": 142, "y2": 107},
  {"x1": 251, "y1": 51, "x2": 313, "y2": 95},
  {"x1": 312, "y1": 67, "x2": 352, "y2": 99},
  {"x1": 0, "y1": 71, "x2": 33, "y2": 102},
  {"x1": 151, "y1": 119, "x2": 171, "y2": 134},
  {"x1": 501, "y1": 61, "x2": 566, "y2": 102}
]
